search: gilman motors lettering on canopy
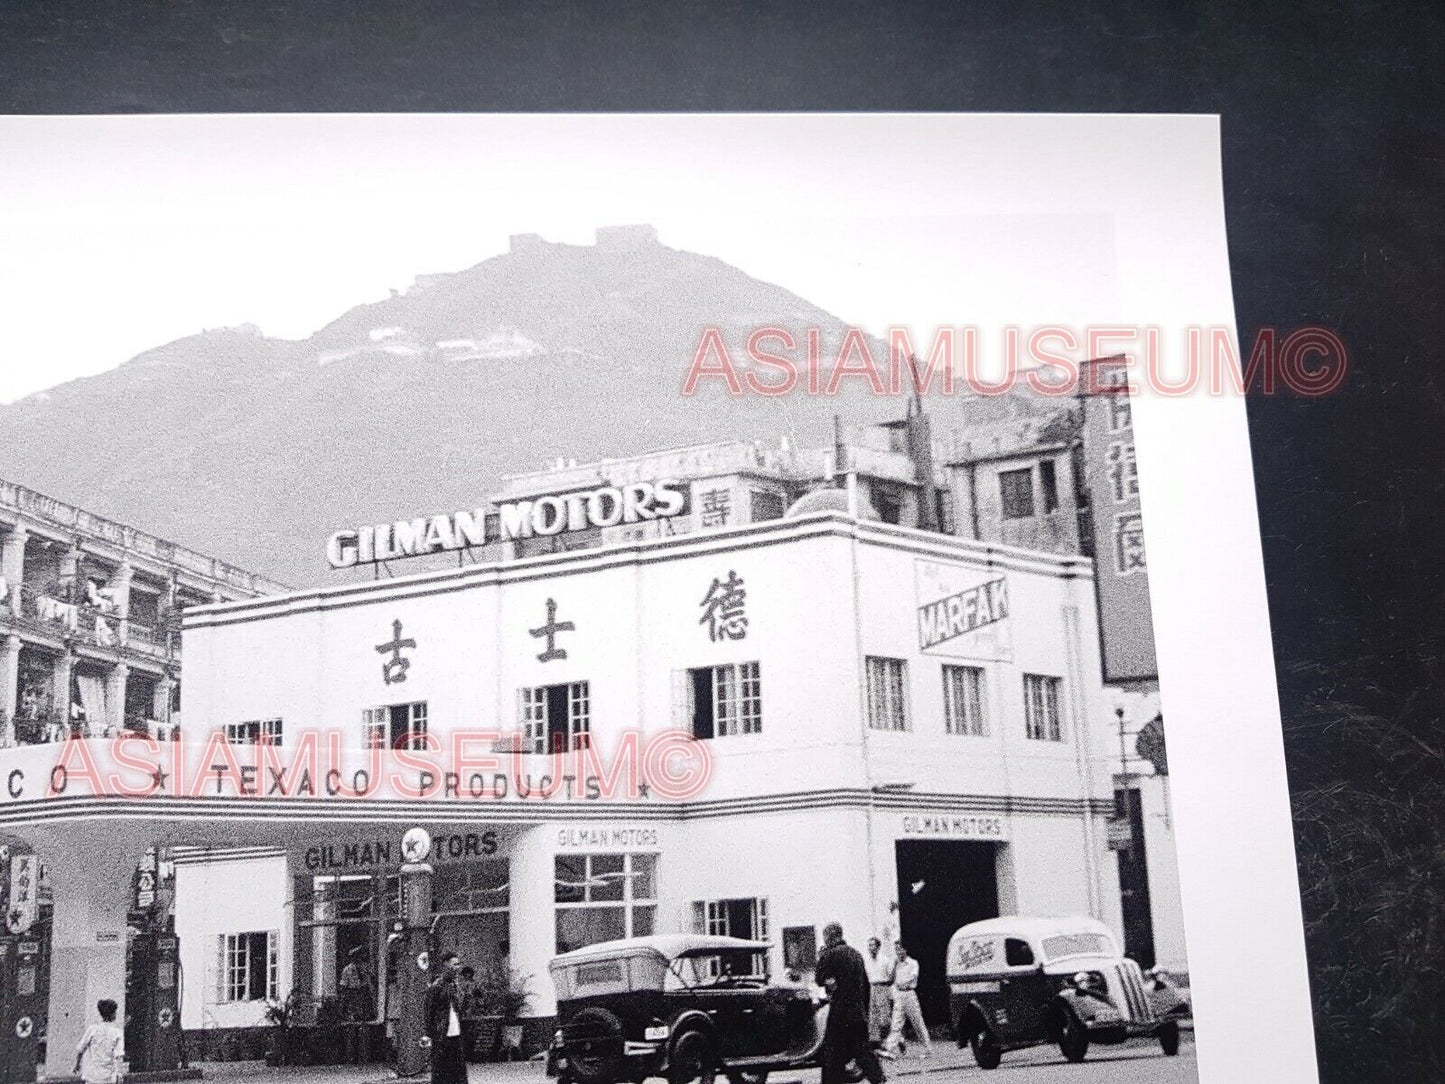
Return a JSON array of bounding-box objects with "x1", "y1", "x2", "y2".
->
[{"x1": 326, "y1": 479, "x2": 687, "y2": 569}]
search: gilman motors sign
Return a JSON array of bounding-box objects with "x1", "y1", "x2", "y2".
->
[{"x1": 326, "y1": 479, "x2": 687, "y2": 569}]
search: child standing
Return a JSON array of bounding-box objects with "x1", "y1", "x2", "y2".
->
[{"x1": 74, "y1": 999, "x2": 125, "y2": 1084}]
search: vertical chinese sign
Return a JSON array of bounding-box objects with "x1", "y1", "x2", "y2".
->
[
  {"x1": 8, "y1": 853, "x2": 38, "y2": 934},
  {"x1": 1081, "y1": 358, "x2": 1158, "y2": 683}
]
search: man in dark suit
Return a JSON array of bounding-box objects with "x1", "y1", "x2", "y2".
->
[
  {"x1": 814, "y1": 923, "x2": 887, "y2": 1084},
  {"x1": 423, "y1": 952, "x2": 468, "y2": 1084}
]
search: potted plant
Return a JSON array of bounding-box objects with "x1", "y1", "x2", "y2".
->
[
  {"x1": 264, "y1": 990, "x2": 305, "y2": 1066},
  {"x1": 498, "y1": 971, "x2": 533, "y2": 1057}
]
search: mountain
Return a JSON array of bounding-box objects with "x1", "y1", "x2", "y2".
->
[{"x1": 0, "y1": 229, "x2": 1054, "y2": 587}]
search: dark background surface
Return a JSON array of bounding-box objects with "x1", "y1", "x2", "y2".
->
[{"x1": 2, "y1": 2, "x2": 1441, "y2": 1079}]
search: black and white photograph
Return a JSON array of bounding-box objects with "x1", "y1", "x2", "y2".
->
[
  {"x1": 5, "y1": 3, "x2": 1443, "y2": 1073},
  {"x1": 0, "y1": 111, "x2": 1311, "y2": 1084}
]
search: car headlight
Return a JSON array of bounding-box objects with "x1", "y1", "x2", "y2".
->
[{"x1": 553, "y1": 1029, "x2": 565, "y2": 1046}]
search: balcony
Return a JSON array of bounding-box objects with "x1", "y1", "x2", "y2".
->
[{"x1": 7, "y1": 585, "x2": 178, "y2": 656}]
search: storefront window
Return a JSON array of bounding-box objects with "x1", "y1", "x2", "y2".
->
[
  {"x1": 554, "y1": 852, "x2": 658, "y2": 953},
  {"x1": 433, "y1": 858, "x2": 510, "y2": 913}
]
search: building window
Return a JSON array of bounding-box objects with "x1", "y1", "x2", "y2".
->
[
  {"x1": 554, "y1": 852, "x2": 657, "y2": 953},
  {"x1": 1023, "y1": 674, "x2": 1064, "y2": 742},
  {"x1": 219, "y1": 931, "x2": 278, "y2": 1003},
  {"x1": 750, "y1": 490, "x2": 787, "y2": 522},
  {"x1": 433, "y1": 858, "x2": 510, "y2": 914},
  {"x1": 866, "y1": 656, "x2": 909, "y2": 731},
  {"x1": 225, "y1": 718, "x2": 283, "y2": 745},
  {"x1": 693, "y1": 897, "x2": 769, "y2": 940},
  {"x1": 942, "y1": 665, "x2": 987, "y2": 736},
  {"x1": 685, "y1": 662, "x2": 762, "y2": 739},
  {"x1": 692, "y1": 898, "x2": 770, "y2": 977},
  {"x1": 1040, "y1": 459, "x2": 1059, "y2": 513},
  {"x1": 520, "y1": 681, "x2": 591, "y2": 754},
  {"x1": 873, "y1": 486, "x2": 903, "y2": 525},
  {"x1": 363, "y1": 702, "x2": 428, "y2": 750},
  {"x1": 999, "y1": 468, "x2": 1035, "y2": 519}
]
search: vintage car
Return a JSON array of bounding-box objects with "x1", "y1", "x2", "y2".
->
[
  {"x1": 946, "y1": 916, "x2": 1186, "y2": 1069},
  {"x1": 547, "y1": 934, "x2": 846, "y2": 1084}
]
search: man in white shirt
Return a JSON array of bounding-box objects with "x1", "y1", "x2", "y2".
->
[
  {"x1": 863, "y1": 937, "x2": 895, "y2": 1047},
  {"x1": 74, "y1": 999, "x2": 124, "y2": 1084},
  {"x1": 884, "y1": 943, "x2": 931, "y2": 1058}
]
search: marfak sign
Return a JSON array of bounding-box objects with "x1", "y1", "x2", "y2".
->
[
  {"x1": 913, "y1": 559, "x2": 1013, "y2": 662},
  {"x1": 326, "y1": 479, "x2": 688, "y2": 569}
]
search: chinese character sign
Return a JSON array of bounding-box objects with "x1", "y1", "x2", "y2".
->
[
  {"x1": 7, "y1": 854, "x2": 38, "y2": 934},
  {"x1": 1081, "y1": 358, "x2": 1158, "y2": 682},
  {"x1": 698, "y1": 487, "x2": 733, "y2": 528},
  {"x1": 699, "y1": 570, "x2": 748, "y2": 641},
  {"x1": 375, "y1": 619, "x2": 417, "y2": 684},
  {"x1": 529, "y1": 597, "x2": 575, "y2": 662}
]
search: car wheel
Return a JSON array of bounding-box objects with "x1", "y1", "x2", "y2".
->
[
  {"x1": 1058, "y1": 1007, "x2": 1090, "y2": 1063},
  {"x1": 1158, "y1": 1021, "x2": 1181, "y2": 1056},
  {"x1": 970, "y1": 1027, "x2": 1002, "y2": 1070},
  {"x1": 669, "y1": 1029, "x2": 717, "y2": 1084},
  {"x1": 565, "y1": 1008, "x2": 625, "y2": 1084}
]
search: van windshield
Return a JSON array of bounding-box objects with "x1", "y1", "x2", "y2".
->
[{"x1": 1041, "y1": 933, "x2": 1114, "y2": 961}]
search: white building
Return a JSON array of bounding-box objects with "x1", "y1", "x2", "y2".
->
[
  {"x1": 0, "y1": 419, "x2": 1187, "y2": 1063},
  {"x1": 163, "y1": 504, "x2": 1122, "y2": 1043}
]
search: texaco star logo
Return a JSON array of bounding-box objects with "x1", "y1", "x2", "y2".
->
[
  {"x1": 157, "y1": 1007, "x2": 174, "y2": 1029},
  {"x1": 416, "y1": 951, "x2": 430, "y2": 972},
  {"x1": 401, "y1": 827, "x2": 431, "y2": 864},
  {"x1": 14, "y1": 1016, "x2": 31, "y2": 1039}
]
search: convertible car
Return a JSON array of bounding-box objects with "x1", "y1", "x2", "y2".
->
[{"x1": 547, "y1": 934, "x2": 847, "y2": 1084}]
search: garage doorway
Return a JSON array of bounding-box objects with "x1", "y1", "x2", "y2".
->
[{"x1": 893, "y1": 840, "x2": 1000, "y2": 1026}]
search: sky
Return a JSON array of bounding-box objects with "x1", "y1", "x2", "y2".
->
[{"x1": 0, "y1": 113, "x2": 1126, "y2": 403}]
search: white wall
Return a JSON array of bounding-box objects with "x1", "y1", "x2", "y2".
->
[{"x1": 173, "y1": 853, "x2": 291, "y2": 1030}]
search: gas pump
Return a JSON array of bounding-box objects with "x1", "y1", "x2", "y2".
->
[
  {"x1": 123, "y1": 851, "x2": 182, "y2": 1073},
  {"x1": 393, "y1": 828, "x2": 435, "y2": 1078},
  {"x1": 0, "y1": 850, "x2": 44, "y2": 1084},
  {"x1": 124, "y1": 931, "x2": 182, "y2": 1072}
]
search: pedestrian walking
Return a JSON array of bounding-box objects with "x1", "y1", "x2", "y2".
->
[
  {"x1": 883, "y1": 943, "x2": 931, "y2": 1058},
  {"x1": 814, "y1": 923, "x2": 887, "y2": 1084},
  {"x1": 74, "y1": 999, "x2": 124, "y2": 1084},
  {"x1": 422, "y1": 952, "x2": 468, "y2": 1084},
  {"x1": 863, "y1": 937, "x2": 895, "y2": 1047}
]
